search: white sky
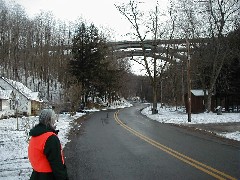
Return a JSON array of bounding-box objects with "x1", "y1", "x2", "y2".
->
[{"x1": 11, "y1": 0, "x2": 168, "y2": 41}]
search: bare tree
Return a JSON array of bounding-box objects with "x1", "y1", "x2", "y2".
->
[
  {"x1": 173, "y1": 0, "x2": 239, "y2": 112},
  {"x1": 0, "y1": 0, "x2": 9, "y2": 76},
  {"x1": 115, "y1": 0, "x2": 171, "y2": 114},
  {"x1": 203, "y1": 0, "x2": 239, "y2": 112}
]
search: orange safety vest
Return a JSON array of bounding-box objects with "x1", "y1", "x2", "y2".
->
[{"x1": 28, "y1": 132, "x2": 65, "y2": 173}]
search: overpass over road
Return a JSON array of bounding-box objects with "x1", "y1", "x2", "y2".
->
[
  {"x1": 109, "y1": 37, "x2": 210, "y2": 61},
  {"x1": 46, "y1": 37, "x2": 210, "y2": 62}
]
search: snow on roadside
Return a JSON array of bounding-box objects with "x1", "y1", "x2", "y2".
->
[
  {"x1": 0, "y1": 101, "x2": 238, "y2": 179},
  {"x1": 141, "y1": 104, "x2": 240, "y2": 141},
  {"x1": 0, "y1": 113, "x2": 84, "y2": 180},
  {"x1": 218, "y1": 131, "x2": 240, "y2": 142},
  {"x1": 0, "y1": 100, "x2": 132, "y2": 179}
]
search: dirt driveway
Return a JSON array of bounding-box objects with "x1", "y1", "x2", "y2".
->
[{"x1": 187, "y1": 122, "x2": 240, "y2": 133}]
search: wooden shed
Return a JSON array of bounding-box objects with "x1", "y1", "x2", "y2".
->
[{"x1": 185, "y1": 90, "x2": 214, "y2": 113}]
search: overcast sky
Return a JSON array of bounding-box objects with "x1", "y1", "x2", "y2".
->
[
  {"x1": 10, "y1": 0, "x2": 168, "y2": 75},
  {"x1": 12, "y1": 0, "x2": 167, "y2": 41}
]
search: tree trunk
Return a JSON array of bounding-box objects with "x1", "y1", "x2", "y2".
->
[
  {"x1": 206, "y1": 88, "x2": 213, "y2": 112},
  {"x1": 152, "y1": 83, "x2": 158, "y2": 114}
]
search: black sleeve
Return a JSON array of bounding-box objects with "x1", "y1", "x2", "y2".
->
[{"x1": 44, "y1": 135, "x2": 69, "y2": 180}]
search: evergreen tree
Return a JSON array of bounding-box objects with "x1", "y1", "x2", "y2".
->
[
  {"x1": 70, "y1": 23, "x2": 106, "y2": 84},
  {"x1": 69, "y1": 22, "x2": 122, "y2": 103}
]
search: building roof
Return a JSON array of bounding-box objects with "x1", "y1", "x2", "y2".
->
[
  {"x1": 0, "y1": 77, "x2": 41, "y2": 102},
  {"x1": 31, "y1": 92, "x2": 42, "y2": 102},
  {"x1": 191, "y1": 89, "x2": 209, "y2": 96},
  {"x1": 0, "y1": 90, "x2": 12, "y2": 100}
]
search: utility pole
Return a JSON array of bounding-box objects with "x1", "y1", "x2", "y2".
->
[
  {"x1": 186, "y1": 38, "x2": 191, "y2": 122},
  {"x1": 160, "y1": 80, "x2": 163, "y2": 108},
  {"x1": 152, "y1": 5, "x2": 158, "y2": 114}
]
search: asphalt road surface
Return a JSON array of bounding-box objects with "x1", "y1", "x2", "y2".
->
[{"x1": 64, "y1": 103, "x2": 240, "y2": 180}]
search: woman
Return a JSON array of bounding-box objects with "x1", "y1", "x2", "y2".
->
[{"x1": 28, "y1": 109, "x2": 69, "y2": 180}]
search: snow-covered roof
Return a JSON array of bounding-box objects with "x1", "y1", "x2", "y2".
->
[
  {"x1": 1, "y1": 77, "x2": 41, "y2": 101},
  {"x1": 31, "y1": 92, "x2": 42, "y2": 102},
  {"x1": 0, "y1": 90, "x2": 12, "y2": 100},
  {"x1": 191, "y1": 90, "x2": 208, "y2": 96}
]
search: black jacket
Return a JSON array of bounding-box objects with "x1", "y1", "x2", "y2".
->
[{"x1": 29, "y1": 123, "x2": 69, "y2": 180}]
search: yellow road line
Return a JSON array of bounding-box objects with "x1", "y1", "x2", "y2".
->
[{"x1": 114, "y1": 111, "x2": 237, "y2": 180}]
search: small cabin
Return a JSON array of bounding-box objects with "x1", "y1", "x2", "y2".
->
[{"x1": 185, "y1": 90, "x2": 214, "y2": 113}]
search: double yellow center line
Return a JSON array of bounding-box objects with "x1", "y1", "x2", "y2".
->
[{"x1": 114, "y1": 110, "x2": 237, "y2": 180}]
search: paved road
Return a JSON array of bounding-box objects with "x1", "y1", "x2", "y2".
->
[{"x1": 64, "y1": 103, "x2": 240, "y2": 180}]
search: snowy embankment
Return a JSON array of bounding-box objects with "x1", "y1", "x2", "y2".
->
[
  {"x1": 0, "y1": 100, "x2": 132, "y2": 179},
  {"x1": 0, "y1": 113, "x2": 84, "y2": 180},
  {"x1": 141, "y1": 104, "x2": 240, "y2": 141}
]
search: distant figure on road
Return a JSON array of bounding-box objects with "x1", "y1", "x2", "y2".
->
[{"x1": 28, "y1": 109, "x2": 69, "y2": 180}]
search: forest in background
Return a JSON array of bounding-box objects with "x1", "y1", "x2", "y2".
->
[
  {"x1": 0, "y1": 0, "x2": 133, "y2": 112},
  {"x1": 0, "y1": 0, "x2": 239, "y2": 113},
  {"x1": 114, "y1": 0, "x2": 240, "y2": 114}
]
